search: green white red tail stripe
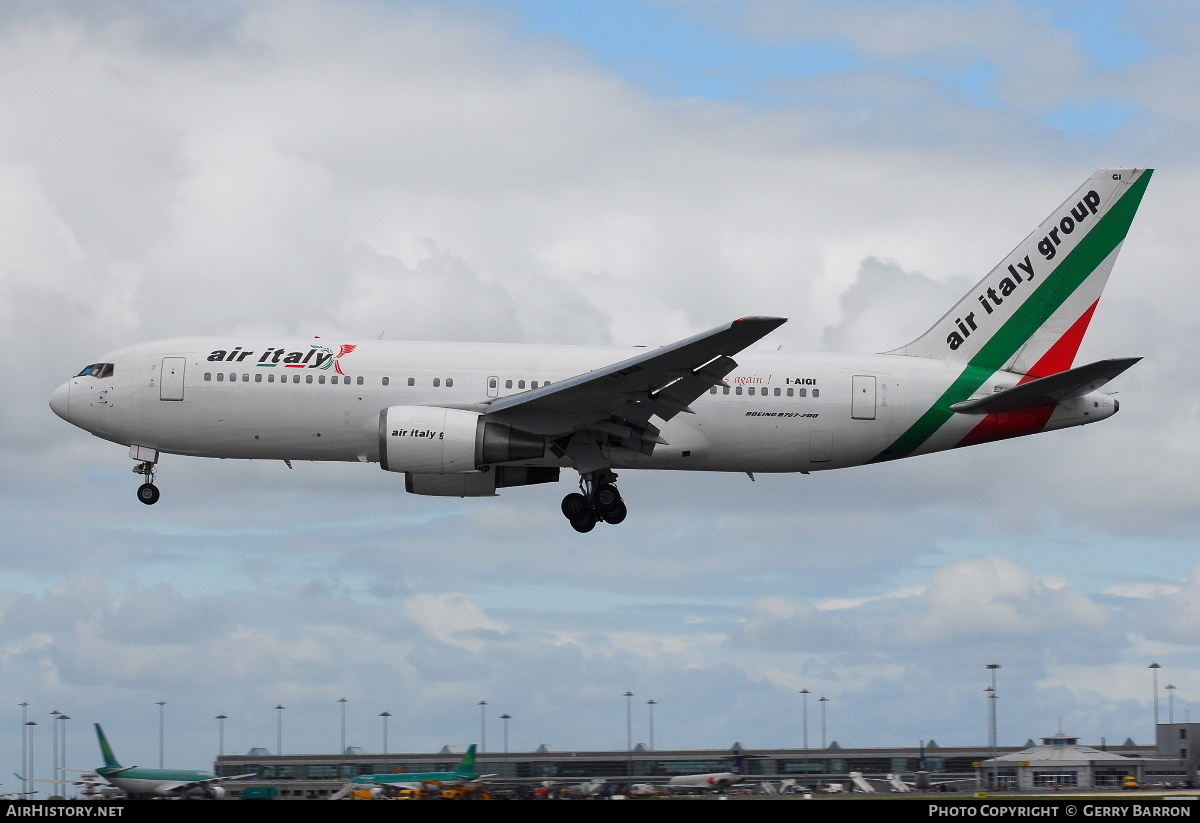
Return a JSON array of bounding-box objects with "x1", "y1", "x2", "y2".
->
[{"x1": 874, "y1": 168, "x2": 1152, "y2": 461}]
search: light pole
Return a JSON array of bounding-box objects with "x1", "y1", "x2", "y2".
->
[
  {"x1": 985, "y1": 687, "x2": 997, "y2": 788},
  {"x1": 478, "y1": 701, "x2": 488, "y2": 753},
  {"x1": 647, "y1": 700, "x2": 656, "y2": 751},
  {"x1": 819, "y1": 696, "x2": 829, "y2": 748},
  {"x1": 1150, "y1": 663, "x2": 1162, "y2": 732},
  {"x1": 275, "y1": 705, "x2": 285, "y2": 756},
  {"x1": 58, "y1": 715, "x2": 69, "y2": 799},
  {"x1": 1166, "y1": 685, "x2": 1177, "y2": 725},
  {"x1": 156, "y1": 701, "x2": 166, "y2": 769},
  {"x1": 500, "y1": 714, "x2": 511, "y2": 754},
  {"x1": 624, "y1": 692, "x2": 634, "y2": 777},
  {"x1": 624, "y1": 692, "x2": 634, "y2": 752},
  {"x1": 986, "y1": 663, "x2": 1001, "y2": 790},
  {"x1": 19, "y1": 703, "x2": 29, "y2": 797},
  {"x1": 49, "y1": 711, "x2": 61, "y2": 796},
  {"x1": 338, "y1": 698, "x2": 348, "y2": 754},
  {"x1": 216, "y1": 715, "x2": 228, "y2": 757},
  {"x1": 379, "y1": 712, "x2": 391, "y2": 754},
  {"x1": 25, "y1": 721, "x2": 38, "y2": 793},
  {"x1": 799, "y1": 689, "x2": 810, "y2": 751}
]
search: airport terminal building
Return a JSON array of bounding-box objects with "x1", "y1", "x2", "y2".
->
[{"x1": 212, "y1": 726, "x2": 1199, "y2": 799}]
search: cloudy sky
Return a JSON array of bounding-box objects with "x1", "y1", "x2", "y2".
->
[{"x1": 3, "y1": 0, "x2": 1198, "y2": 778}]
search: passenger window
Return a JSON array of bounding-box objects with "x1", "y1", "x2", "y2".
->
[
  {"x1": 255, "y1": 373, "x2": 262, "y2": 383},
  {"x1": 433, "y1": 378, "x2": 441, "y2": 387},
  {"x1": 735, "y1": 386, "x2": 742, "y2": 395},
  {"x1": 407, "y1": 377, "x2": 414, "y2": 386},
  {"x1": 531, "y1": 381, "x2": 538, "y2": 389},
  {"x1": 505, "y1": 380, "x2": 512, "y2": 389},
  {"x1": 748, "y1": 387, "x2": 756, "y2": 396},
  {"x1": 318, "y1": 375, "x2": 325, "y2": 384},
  {"x1": 268, "y1": 374, "x2": 275, "y2": 383},
  {"x1": 293, "y1": 374, "x2": 300, "y2": 383},
  {"x1": 357, "y1": 376, "x2": 364, "y2": 385},
  {"x1": 774, "y1": 388, "x2": 781, "y2": 396},
  {"x1": 447, "y1": 378, "x2": 454, "y2": 387},
  {"x1": 786, "y1": 388, "x2": 793, "y2": 397},
  {"x1": 518, "y1": 380, "x2": 526, "y2": 389},
  {"x1": 489, "y1": 377, "x2": 497, "y2": 389},
  {"x1": 709, "y1": 387, "x2": 717, "y2": 394},
  {"x1": 242, "y1": 374, "x2": 249, "y2": 382},
  {"x1": 813, "y1": 389, "x2": 820, "y2": 398},
  {"x1": 383, "y1": 377, "x2": 390, "y2": 386},
  {"x1": 305, "y1": 375, "x2": 313, "y2": 384},
  {"x1": 217, "y1": 373, "x2": 224, "y2": 382},
  {"x1": 722, "y1": 386, "x2": 730, "y2": 395},
  {"x1": 798, "y1": 388, "x2": 807, "y2": 397},
  {"x1": 204, "y1": 373, "x2": 212, "y2": 381}
]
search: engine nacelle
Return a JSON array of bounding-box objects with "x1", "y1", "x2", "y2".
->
[
  {"x1": 180, "y1": 785, "x2": 226, "y2": 799},
  {"x1": 406, "y1": 466, "x2": 561, "y2": 497},
  {"x1": 378, "y1": 406, "x2": 545, "y2": 474}
]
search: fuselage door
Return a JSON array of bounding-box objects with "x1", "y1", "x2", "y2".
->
[
  {"x1": 160, "y1": 357, "x2": 186, "y2": 401},
  {"x1": 851, "y1": 375, "x2": 876, "y2": 420},
  {"x1": 487, "y1": 375, "x2": 499, "y2": 398}
]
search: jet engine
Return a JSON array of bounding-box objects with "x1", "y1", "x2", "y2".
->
[
  {"x1": 181, "y1": 785, "x2": 226, "y2": 799},
  {"x1": 378, "y1": 406, "x2": 544, "y2": 474}
]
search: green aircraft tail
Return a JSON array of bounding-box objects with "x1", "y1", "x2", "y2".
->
[
  {"x1": 94, "y1": 723, "x2": 122, "y2": 770},
  {"x1": 456, "y1": 744, "x2": 478, "y2": 777}
]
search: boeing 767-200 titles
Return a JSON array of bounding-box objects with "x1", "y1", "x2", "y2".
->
[{"x1": 50, "y1": 169, "x2": 1151, "y2": 532}]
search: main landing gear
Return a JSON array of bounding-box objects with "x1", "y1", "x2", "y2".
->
[
  {"x1": 133, "y1": 461, "x2": 160, "y2": 505},
  {"x1": 561, "y1": 470, "x2": 627, "y2": 533}
]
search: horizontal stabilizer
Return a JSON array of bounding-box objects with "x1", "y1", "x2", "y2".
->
[{"x1": 950, "y1": 357, "x2": 1140, "y2": 414}]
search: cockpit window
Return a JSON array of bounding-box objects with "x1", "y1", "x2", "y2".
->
[{"x1": 75, "y1": 363, "x2": 114, "y2": 379}]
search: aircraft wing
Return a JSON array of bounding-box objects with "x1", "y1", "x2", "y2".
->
[
  {"x1": 485, "y1": 317, "x2": 787, "y2": 444},
  {"x1": 168, "y1": 773, "x2": 257, "y2": 793},
  {"x1": 950, "y1": 357, "x2": 1140, "y2": 415}
]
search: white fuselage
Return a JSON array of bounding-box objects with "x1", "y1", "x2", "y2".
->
[{"x1": 50, "y1": 336, "x2": 1117, "y2": 478}]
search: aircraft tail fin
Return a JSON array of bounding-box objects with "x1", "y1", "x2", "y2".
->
[
  {"x1": 888, "y1": 168, "x2": 1152, "y2": 377},
  {"x1": 94, "y1": 723, "x2": 121, "y2": 770},
  {"x1": 457, "y1": 744, "x2": 478, "y2": 777}
]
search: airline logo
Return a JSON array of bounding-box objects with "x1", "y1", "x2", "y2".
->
[
  {"x1": 945, "y1": 187, "x2": 1103, "y2": 353},
  {"x1": 206, "y1": 344, "x2": 357, "y2": 374}
]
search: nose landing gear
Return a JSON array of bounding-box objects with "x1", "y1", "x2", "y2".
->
[
  {"x1": 131, "y1": 451, "x2": 161, "y2": 505},
  {"x1": 561, "y1": 471, "x2": 625, "y2": 532}
]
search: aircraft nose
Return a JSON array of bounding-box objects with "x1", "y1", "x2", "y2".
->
[{"x1": 49, "y1": 381, "x2": 70, "y2": 421}]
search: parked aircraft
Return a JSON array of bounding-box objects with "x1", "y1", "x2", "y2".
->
[
  {"x1": 90, "y1": 724, "x2": 254, "y2": 799},
  {"x1": 666, "y1": 771, "x2": 742, "y2": 793},
  {"x1": 49, "y1": 169, "x2": 1151, "y2": 531},
  {"x1": 351, "y1": 744, "x2": 483, "y2": 788}
]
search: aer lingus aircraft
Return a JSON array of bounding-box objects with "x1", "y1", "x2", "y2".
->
[
  {"x1": 90, "y1": 723, "x2": 254, "y2": 799},
  {"x1": 351, "y1": 744, "x2": 483, "y2": 789},
  {"x1": 49, "y1": 169, "x2": 1150, "y2": 532}
]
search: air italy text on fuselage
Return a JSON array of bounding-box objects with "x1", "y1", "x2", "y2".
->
[{"x1": 206, "y1": 347, "x2": 335, "y2": 369}]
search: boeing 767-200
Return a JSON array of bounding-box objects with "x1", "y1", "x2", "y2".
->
[{"x1": 50, "y1": 168, "x2": 1151, "y2": 531}]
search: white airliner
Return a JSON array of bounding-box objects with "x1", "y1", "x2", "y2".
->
[{"x1": 49, "y1": 169, "x2": 1151, "y2": 532}]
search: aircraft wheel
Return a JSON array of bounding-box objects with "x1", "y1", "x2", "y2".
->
[
  {"x1": 137, "y1": 483, "x2": 160, "y2": 505},
  {"x1": 601, "y1": 500, "x2": 627, "y2": 525},
  {"x1": 592, "y1": 483, "x2": 620, "y2": 514},
  {"x1": 561, "y1": 493, "x2": 588, "y2": 519},
  {"x1": 570, "y1": 514, "x2": 596, "y2": 533}
]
